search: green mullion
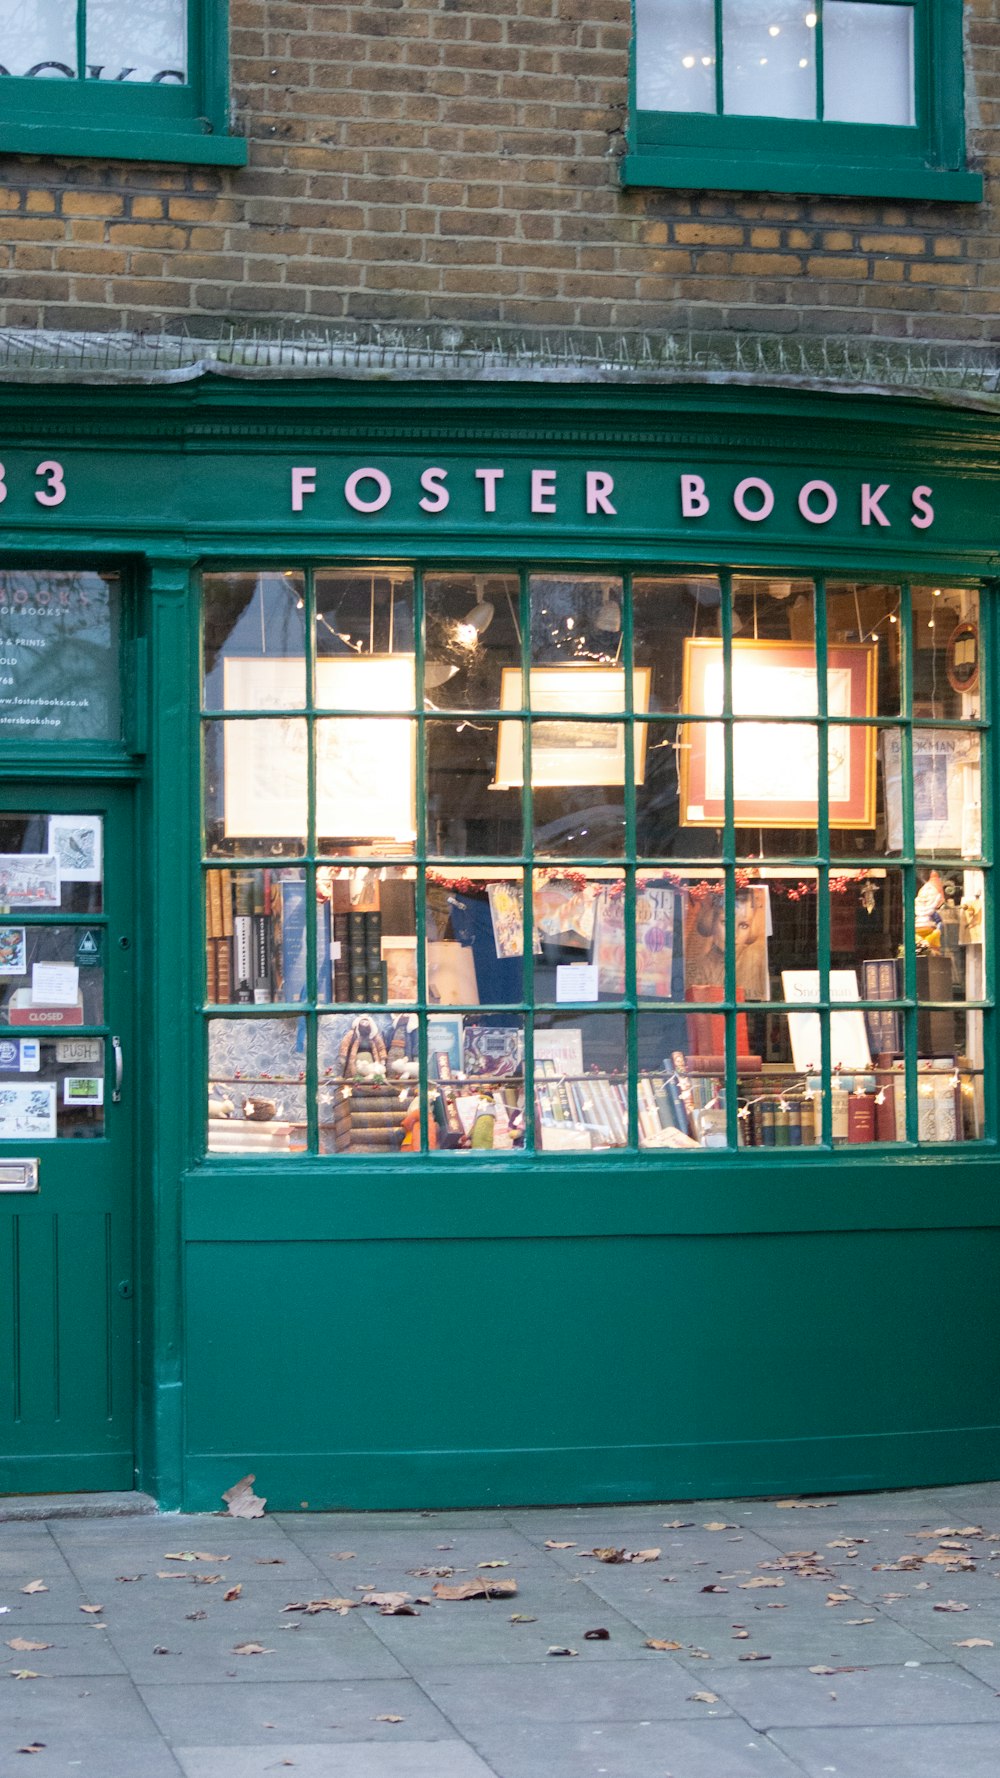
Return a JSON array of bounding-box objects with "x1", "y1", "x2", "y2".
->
[
  {"x1": 900, "y1": 580, "x2": 917, "y2": 1142},
  {"x1": 816, "y1": 575, "x2": 831, "y2": 1147},
  {"x1": 521, "y1": 567, "x2": 536, "y2": 1155},
  {"x1": 623, "y1": 569, "x2": 638, "y2": 1149},
  {"x1": 979, "y1": 580, "x2": 995, "y2": 1140},
  {"x1": 713, "y1": 0, "x2": 724, "y2": 114},
  {"x1": 77, "y1": 0, "x2": 86, "y2": 79},
  {"x1": 304, "y1": 566, "x2": 318, "y2": 1156},
  {"x1": 815, "y1": 0, "x2": 825, "y2": 122},
  {"x1": 415, "y1": 564, "x2": 429, "y2": 1154},
  {"x1": 720, "y1": 570, "x2": 737, "y2": 1148}
]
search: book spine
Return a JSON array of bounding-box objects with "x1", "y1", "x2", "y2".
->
[
  {"x1": 760, "y1": 1100, "x2": 776, "y2": 1146},
  {"x1": 316, "y1": 896, "x2": 332, "y2": 1002},
  {"x1": 206, "y1": 938, "x2": 218, "y2": 1003},
  {"x1": 787, "y1": 1101, "x2": 802, "y2": 1146},
  {"x1": 773, "y1": 1105, "x2": 790, "y2": 1147},
  {"x1": 365, "y1": 910, "x2": 385, "y2": 1003},
  {"x1": 847, "y1": 1093, "x2": 875, "y2": 1143},
  {"x1": 215, "y1": 936, "x2": 232, "y2": 1003},
  {"x1": 831, "y1": 1085, "x2": 849, "y2": 1143},
  {"x1": 798, "y1": 1096, "x2": 815, "y2": 1146},
  {"x1": 232, "y1": 874, "x2": 254, "y2": 1005},
  {"x1": 875, "y1": 1078, "x2": 896, "y2": 1142},
  {"x1": 219, "y1": 869, "x2": 234, "y2": 938},
  {"x1": 332, "y1": 913, "x2": 351, "y2": 1003},
  {"x1": 348, "y1": 911, "x2": 367, "y2": 1002}
]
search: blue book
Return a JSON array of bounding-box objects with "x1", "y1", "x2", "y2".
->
[{"x1": 278, "y1": 877, "x2": 331, "y2": 1003}]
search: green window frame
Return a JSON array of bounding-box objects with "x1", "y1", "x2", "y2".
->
[
  {"x1": 199, "y1": 564, "x2": 992, "y2": 1163},
  {"x1": 0, "y1": 0, "x2": 245, "y2": 165},
  {"x1": 623, "y1": 0, "x2": 982, "y2": 201}
]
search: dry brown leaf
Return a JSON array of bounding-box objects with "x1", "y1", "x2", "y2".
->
[
  {"x1": 934, "y1": 1601, "x2": 970, "y2": 1612},
  {"x1": 662, "y1": 1520, "x2": 695, "y2": 1529},
  {"x1": 222, "y1": 1474, "x2": 266, "y2": 1520},
  {"x1": 955, "y1": 1638, "x2": 994, "y2": 1648},
  {"x1": 432, "y1": 1578, "x2": 518, "y2": 1601},
  {"x1": 645, "y1": 1638, "x2": 683, "y2": 1651},
  {"x1": 701, "y1": 1584, "x2": 727, "y2": 1594},
  {"x1": 547, "y1": 1645, "x2": 578, "y2": 1656},
  {"x1": 477, "y1": 1561, "x2": 509, "y2": 1569},
  {"x1": 407, "y1": 1567, "x2": 453, "y2": 1579},
  {"x1": 232, "y1": 1642, "x2": 272, "y2": 1655},
  {"x1": 193, "y1": 1575, "x2": 221, "y2": 1586},
  {"x1": 739, "y1": 1577, "x2": 784, "y2": 1590},
  {"x1": 631, "y1": 1549, "x2": 661, "y2": 1563},
  {"x1": 689, "y1": 1690, "x2": 719, "y2": 1703},
  {"x1": 688, "y1": 1647, "x2": 711, "y2": 1659},
  {"x1": 16, "y1": 1745, "x2": 46, "y2": 1754},
  {"x1": 584, "y1": 1628, "x2": 611, "y2": 1640},
  {"x1": 703, "y1": 1522, "x2": 737, "y2": 1532},
  {"x1": 809, "y1": 1664, "x2": 837, "y2": 1675},
  {"x1": 739, "y1": 1652, "x2": 771, "y2": 1661},
  {"x1": 732, "y1": 1629, "x2": 750, "y2": 1639},
  {"x1": 828, "y1": 1539, "x2": 867, "y2": 1550},
  {"x1": 330, "y1": 1552, "x2": 355, "y2": 1560},
  {"x1": 774, "y1": 1500, "x2": 837, "y2": 1510},
  {"x1": 917, "y1": 1526, "x2": 982, "y2": 1539},
  {"x1": 846, "y1": 1618, "x2": 875, "y2": 1626},
  {"x1": 223, "y1": 1586, "x2": 243, "y2": 1602},
  {"x1": 155, "y1": 1573, "x2": 187, "y2": 1581},
  {"x1": 509, "y1": 1614, "x2": 537, "y2": 1623},
  {"x1": 6, "y1": 1640, "x2": 52, "y2": 1653},
  {"x1": 19, "y1": 1583, "x2": 47, "y2": 1596},
  {"x1": 362, "y1": 1592, "x2": 412, "y2": 1611},
  {"x1": 9, "y1": 1670, "x2": 42, "y2": 1680},
  {"x1": 587, "y1": 1548, "x2": 626, "y2": 1563},
  {"x1": 282, "y1": 1598, "x2": 357, "y2": 1616},
  {"x1": 924, "y1": 1549, "x2": 975, "y2": 1568},
  {"x1": 373, "y1": 1715, "x2": 404, "y2": 1723},
  {"x1": 544, "y1": 1541, "x2": 576, "y2": 1550},
  {"x1": 79, "y1": 1605, "x2": 103, "y2": 1615}
]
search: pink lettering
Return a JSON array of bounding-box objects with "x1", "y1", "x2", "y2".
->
[
  {"x1": 861, "y1": 482, "x2": 890, "y2": 527},
  {"x1": 291, "y1": 466, "x2": 316, "y2": 513},
  {"x1": 586, "y1": 471, "x2": 616, "y2": 515},
  {"x1": 680, "y1": 473, "x2": 710, "y2": 518},
  {"x1": 911, "y1": 485, "x2": 935, "y2": 530},
  {"x1": 798, "y1": 479, "x2": 838, "y2": 524},
  {"x1": 419, "y1": 466, "x2": 449, "y2": 513},
  {"x1": 475, "y1": 468, "x2": 504, "y2": 513},
  {"x1": 344, "y1": 467, "x2": 392, "y2": 514},
  {"x1": 733, "y1": 477, "x2": 774, "y2": 522},
  {"x1": 531, "y1": 469, "x2": 557, "y2": 514}
]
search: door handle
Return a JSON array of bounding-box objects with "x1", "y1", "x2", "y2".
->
[{"x1": 112, "y1": 1035, "x2": 123, "y2": 1104}]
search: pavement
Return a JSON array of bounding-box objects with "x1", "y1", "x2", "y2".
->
[{"x1": 4, "y1": 1483, "x2": 1000, "y2": 1777}]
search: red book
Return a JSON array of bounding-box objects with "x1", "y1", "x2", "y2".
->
[
  {"x1": 847, "y1": 1093, "x2": 875, "y2": 1144},
  {"x1": 688, "y1": 984, "x2": 751, "y2": 1055},
  {"x1": 874, "y1": 1079, "x2": 896, "y2": 1142}
]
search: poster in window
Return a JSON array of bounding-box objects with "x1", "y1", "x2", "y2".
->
[
  {"x1": 493, "y1": 667, "x2": 651, "y2": 789},
  {"x1": 882, "y1": 728, "x2": 981, "y2": 855}
]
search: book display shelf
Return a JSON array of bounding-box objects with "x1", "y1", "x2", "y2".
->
[{"x1": 199, "y1": 566, "x2": 990, "y2": 1157}]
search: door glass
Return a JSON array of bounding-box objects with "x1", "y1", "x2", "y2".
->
[
  {"x1": 0, "y1": 570, "x2": 121, "y2": 743},
  {"x1": 0, "y1": 812, "x2": 103, "y2": 912}
]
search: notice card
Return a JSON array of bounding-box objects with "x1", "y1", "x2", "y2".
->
[
  {"x1": 556, "y1": 962, "x2": 599, "y2": 1003},
  {"x1": 31, "y1": 962, "x2": 80, "y2": 1007}
]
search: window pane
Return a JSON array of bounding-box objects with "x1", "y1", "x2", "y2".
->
[
  {"x1": 824, "y1": 1, "x2": 914, "y2": 126},
  {"x1": 530, "y1": 574, "x2": 625, "y2": 675},
  {"x1": 208, "y1": 1018, "x2": 307, "y2": 1155},
  {"x1": 722, "y1": 0, "x2": 816, "y2": 119},
  {"x1": 427, "y1": 719, "x2": 523, "y2": 857},
  {"x1": 0, "y1": 2, "x2": 76, "y2": 77},
  {"x1": 203, "y1": 571, "x2": 305, "y2": 712},
  {"x1": 430, "y1": 1012, "x2": 526, "y2": 1154},
  {"x1": 315, "y1": 569, "x2": 414, "y2": 699},
  {"x1": 427, "y1": 870, "x2": 524, "y2": 1008},
  {"x1": 637, "y1": 722, "x2": 723, "y2": 860},
  {"x1": 533, "y1": 1012, "x2": 628, "y2": 1151},
  {"x1": 0, "y1": 1038, "x2": 106, "y2": 1139},
  {"x1": 827, "y1": 582, "x2": 902, "y2": 716},
  {"x1": 203, "y1": 719, "x2": 308, "y2": 858},
  {"x1": 534, "y1": 870, "x2": 624, "y2": 1004},
  {"x1": 635, "y1": 0, "x2": 717, "y2": 112},
  {"x1": 634, "y1": 575, "x2": 721, "y2": 714},
  {"x1": 318, "y1": 1011, "x2": 410, "y2": 1156},
  {"x1": 0, "y1": 813, "x2": 103, "y2": 914},
  {"x1": 423, "y1": 573, "x2": 519, "y2": 711},
  {"x1": 0, "y1": 924, "x2": 103, "y2": 1027},
  {"x1": 87, "y1": 0, "x2": 188, "y2": 84},
  {"x1": 0, "y1": 570, "x2": 121, "y2": 743},
  {"x1": 911, "y1": 587, "x2": 981, "y2": 720},
  {"x1": 323, "y1": 866, "x2": 416, "y2": 1007},
  {"x1": 315, "y1": 717, "x2": 416, "y2": 854}
]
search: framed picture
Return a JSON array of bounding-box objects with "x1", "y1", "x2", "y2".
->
[
  {"x1": 223, "y1": 656, "x2": 416, "y2": 842},
  {"x1": 0, "y1": 854, "x2": 60, "y2": 909},
  {"x1": 47, "y1": 814, "x2": 102, "y2": 883},
  {"x1": 882, "y1": 727, "x2": 981, "y2": 855},
  {"x1": 493, "y1": 666, "x2": 651, "y2": 790},
  {"x1": 680, "y1": 639, "x2": 877, "y2": 828}
]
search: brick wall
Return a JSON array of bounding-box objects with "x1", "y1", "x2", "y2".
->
[{"x1": 0, "y1": 0, "x2": 996, "y2": 342}]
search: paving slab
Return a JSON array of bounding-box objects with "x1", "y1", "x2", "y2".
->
[
  {"x1": 175, "y1": 1743, "x2": 498, "y2": 1778},
  {"x1": 417, "y1": 1656, "x2": 730, "y2": 1726},
  {"x1": 0, "y1": 1735, "x2": 183, "y2": 1777},
  {"x1": 605, "y1": 1604, "x2": 946, "y2": 1669},
  {"x1": 103, "y1": 1612, "x2": 407, "y2": 1685},
  {"x1": 367, "y1": 1602, "x2": 645, "y2": 1668},
  {"x1": 467, "y1": 1718, "x2": 807, "y2": 1778},
  {"x1": 772, "y1": 1720, "x2": 1000, "y2": 1778},
  {"x1": 706, "y1": 1657, "x2": 1000, "y2": 1727},
  {"x1": 0, "y1": 1672, "x2": 168, "y2": 1739},
  {"x1": 138, "y1": 1677, "x2": 461, "y2": 1746},
  {"x1": 0, "y1": 1621, "x2": 126, "y2": 1676}
]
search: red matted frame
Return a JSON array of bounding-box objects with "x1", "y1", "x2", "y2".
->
[{"x1": 679, "y1": 638, "x2": 877, "y2": 829}]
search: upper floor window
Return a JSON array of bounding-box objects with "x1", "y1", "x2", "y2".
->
[
  {"x1": 624, "y1": 0, "x2": 981, "y2": 201},
  {"x1": 0, "y1": 0, "x2": 246, "y2": 165}
]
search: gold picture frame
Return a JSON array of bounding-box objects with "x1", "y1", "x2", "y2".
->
[{"x1": 493, "y1": 665, "x2": 651, "y2": 790}]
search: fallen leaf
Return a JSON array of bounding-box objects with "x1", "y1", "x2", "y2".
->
[
  {"x1": 232, "y1": 1642, "x2": 272, "y2": 1655},
  {"x1": 547, "y1": 1645, "x2": 578, "y2": 1656},
  {"x1": 380, "y1": 1602, "x2": 419, "y2": 1617},
  {"x1": 79, "y1": 1606, "x2": 103, "y2": 1615},
  {"x1": 509, "y1": 1614, "x2": 537, "y2": 1623},
  {"x1": 584, "y1": 1628, "x2": 610, "y2": 1640},
  {"x1": 222, "y1": 1474, "x2": 266, "y2": 1520},
  {"x1": 732, "y1": 1630, "x2": 750, "y2": 1640},
  {"x1": 6, "y1": 1640, "x2": 52, "y2": 1653},
  {"x1": 330, "y1": 1552, "x2": 355, "y2": 1561},
  {"x1": 407, "y1": 1567, "x2": 453, "y2": 1579},
  {"x1": 544, "y1": 1541, "x2": 576, "y2": 1550},
  {"x1": 662, "y1": 1520, "x2": 695, "y2": 1529},
  {"x1": 152, "y1": 1646, "x2": 171, "y2": 1656},
  {"x1": 826, "y1": 1593, "x2": 855, "y2": 1606},
  {"x1": 16, "y1": 1745, "x2": 45, "y2": 1754},
  {"x1": 739, "y1": 1652, "x2": 772, "y2": 1661},
  {"x1": 362, "y1": 1592, "x2": 412, "y2": 1611},
  {"x1": 689, "y1": 1690, "x2": 719, "y2": 1703},
  {"x1": 164, "y1": 1552, "x2": 230, "y2": 1563},
  {"x1": 701, "y1": 1584, "x2": 728, "y2": 1594},
  {"x1": 924, "y1": 1549, "x2": 976, "y2": 1569},
  {"x1": 432, "y1": 1579, "x2": 518, "y2": 1600},
  {"x1": 477, "y1": 1561, "x2": 509, "y2": 1570},
  {"x1": 917, "y1": 1526, "x2": 982, "y2": 1539},
  {"x1": 155, "y1": 1573, "x2": 187, "y2": 1581},
  {"x1": 374, "y1": 1714, "x2": 404, "y2": 1723},
  {"x1": 703, "y1": 1522, "x2": 737, "y2": 1532},
  {"x1": 186, "y1": 1611, "x2": 208, "y2": 1621},
  {"x1": 740, "y1": 1578, "x2": 784, "y2": 1590},
  {"x1": 193, "y1": 1575, "x2": 221, "y2": 1586},
  {"x1": 809, "y1": 1664, "x2": 837, "y2": 1675},
  {"x1": 955, "y1": 1638, "x2": 995, "y2": 1648},
  {"x1": 223, "y1": 1586, "x2": 243, "y2": 1602},
  {"x1": 282, "y1": 1598, "x2": 357, "y2": 1616},
  {"x1": 116, "y1": 1575, "x2": 143, "y2": 1583},
  {"x1": 645, "y1": 1638, "x2": 682, "y2": 1650},
  {"x1": 631, "y1": 1549, "x2": 661, "y2": 1563},
  {"x1": 19, "y1": 1583, "x2": 47, "y2": 1596},
  {"x1": 587, "y1": 1548, "x2": 626, "y2": 1563},
  {"x1": 846, "y1": 1618, "x2": 875, "y2": 1626},
  {"x1": 688, "y1": 1647, "x2": 711, "y2": 1659},
  {"x1": 828, "y1": 1539, "x2": 868, "y2": 1550},
  {"x1": 775, "y1": 1500, "x2": 837, "y2": 1510},
  {"x1": 934, "y1": 1601, "x2": 970, "y2": 1613},
  {"x1": 9, "y1": 1670, "x2": 42, "y2": 1680},
  {"x1": 255, "y1": 1558, "x2": 285, "y2": 1566}
]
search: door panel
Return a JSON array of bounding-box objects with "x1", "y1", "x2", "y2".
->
[{"x1": 0, "y1": 785, "x2": 134, "y2": 1494}]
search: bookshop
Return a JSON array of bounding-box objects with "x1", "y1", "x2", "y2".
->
[{"x1": 0, "y1": 376, "x2": 998, "y2": 1510}]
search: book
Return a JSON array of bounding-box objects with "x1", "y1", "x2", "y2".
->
[
  {"x1": 874, "y1": 1077, "x2": 897, "y2": 1142},
  {"x1": 861, "y1": 959, "x2": 902, "y2": 1056},
  {"x1": 348, "y1": 910, "x2": 367, "y2": 1002},
  {"x1": 233, "y1": 873, "x2": 255, "y2": 1004},
  {"x1": 831, "y1": 1085, "x2": 850, "y2": 1143},
  {"x1": 847, "y1": 1092, "x2": 875, "y2": 1143}
]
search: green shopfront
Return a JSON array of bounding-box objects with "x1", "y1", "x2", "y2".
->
[{"x1": 0, "y1": 374, "x2": 998, "y2": 1512}]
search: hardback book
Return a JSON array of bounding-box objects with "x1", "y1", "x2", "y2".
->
[
  {"x1": 847, "y1": 1092, "x2": 876, "y2": 1144},
  {"x1": 861, "y1": 959, "x2": 902, "y2": 1056},
  {"x1": 233, "y1": 873, "x2": 255, "y2": 1004}
]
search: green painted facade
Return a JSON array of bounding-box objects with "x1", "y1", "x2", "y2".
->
[{"x1": 0, "y1": 375, "x2": 998, "y2": 1512}]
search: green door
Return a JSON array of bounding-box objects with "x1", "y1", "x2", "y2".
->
[{"x1": 0, "y1": 785, "x2": 135, "y2": 1494}]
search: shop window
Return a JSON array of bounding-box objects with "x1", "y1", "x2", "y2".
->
[
  {"x1": 200, "y1": 567, "x2": 989, "y2": 1158},
  {"x1": 624, "y1": 0, "x2": 982, "y2": 201},
  {"x1": 0, "y1": 0, "x2": 245, "y2": 164}
]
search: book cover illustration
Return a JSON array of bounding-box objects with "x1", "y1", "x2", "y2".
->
[{"x1": 487, "y1": 881, "x2": 525, "y2": 959}]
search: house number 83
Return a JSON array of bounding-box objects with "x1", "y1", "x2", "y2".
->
[{"x1": 0, "y1": 461, "x2": 67, "y2": 507}]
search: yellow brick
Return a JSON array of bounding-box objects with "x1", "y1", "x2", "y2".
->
[
  {"x1": 674, "y1": 223, "x2": 744, "y2": 245},
  {"x1": 859, "y1": 232, "x2": 925, "y2": 255},
  {"x1": 750, "y1": 227, "x2": 781, "y2": 248},
  {"x1": 107, "y1": 223, "x2": 189, "y2": 250},
  {"x1": 25, "y1": 190, "x2": 56, "y2": 213},
  {"x1": 806, "y1": 256, "x2": 869, "y2": 279},
  {"x1": 787, "y1": 228, "x2": 813, "y2": 249},
  {"x1": 0, "y1": 188, "x2": 22, "y2": 211},
  {"x1": 131, "y1": 197, "x2": 165, "y2": 220},
  {"x1": 61, "y1": 191, "x2": 124, "y2": 217},
  {"x1": 909, "y1": 262, "x2": 970, "y2": 284},
  {"x1": 822, "y1": 231, "x2": 854, "y2": 252},
  {"x1": 873, "y1": 260, "x2": 905, "y2": 282},
  {"x1": 933, "y1": 235, "x2": 963, "y2": 257},
  {"x1": 730, "y1": 252, "x2": 801, "y2": 275},
  {"x1": 640, "y1": 221, "x2": 668, "y2": 246}
]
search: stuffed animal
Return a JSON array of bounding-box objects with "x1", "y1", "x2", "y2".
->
[{"x1": 338, "y1": 1013, "x2": 388, "y2": 1079}]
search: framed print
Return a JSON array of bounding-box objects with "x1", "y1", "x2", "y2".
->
[
  {"x1": 680, "y1": 639, "x2": 877, "y2": 828},
  {"x1": 493, "y1": 666, "x2": 651, "y2": 790},
  {"x1": 223, "y1": 656, "x2": 416, "y2": 841},
  {"x1": 882, "y1": 727, "x2": 981, "y2": 855},
  {"x1": 0, "y1": 854, "x2": 60, "y2": 908},
  {"x1": 47, "y1": 814, "x2": 102, "y2": 883}
]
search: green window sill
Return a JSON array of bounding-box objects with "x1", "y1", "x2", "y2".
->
[
  {"x1": 0, "y1": 120, "x2": 247, "y2": 166},
  {"x1": 621, "y1": 151, "x2": 983, "y2": 204}
]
